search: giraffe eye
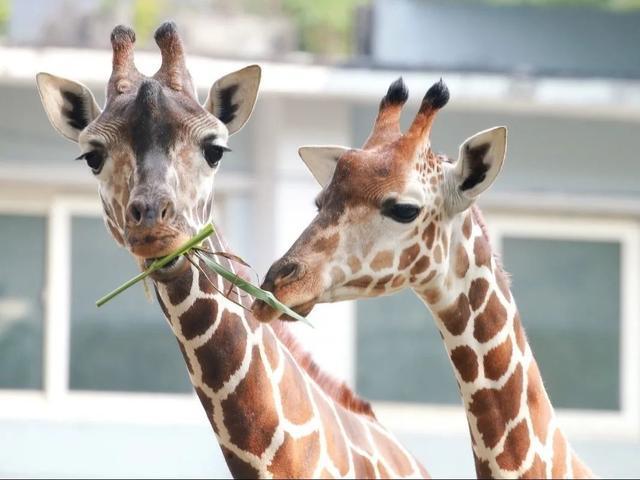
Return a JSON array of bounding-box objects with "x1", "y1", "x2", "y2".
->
[
  {"x1": 76, "y1": 150, "x2": 105, "y2": 174},
  {"x1": 203, "y1": 143, "x2": 231, "y2": 168},
  {"x1": 383, "y1": 202, "x2": 422, "y2": 223}
]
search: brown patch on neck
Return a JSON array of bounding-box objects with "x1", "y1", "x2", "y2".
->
[
  {"x1": 221, "y1": 446, "x2": 260, "y2": 479},
  {"x1": 422, "y1": 222, "x2": 437, "y2": 249},
  {"x1": 454, "y1": 243, "x2": 469, "y2": 278},
  {"x1": 513, "y1": 312, "x2": 527, "y2": 354},
  {"x1": 269, "y1": 431, "x2": 320, "y2": 478},
  {"x1": 474, "y1": 236, "x2": 492, "y2": 268},
  {"x1": 312, "y1": 232, "x2": 340, "y2": 255},
  {"x1": 483, "y1": 337, "x2": 512, "y2": 381},
  {"x1": 496, "y1": 419, "x2": 530, "y2": 471},
  {"x1": 451, "y1": 345, "x2": 479, "y2": 382},
  {"x1": 473, "y1": 292, "x2": 508, "y2": 343},
  {"x1": 179, "y1": 297, "x2": 217, "y2": 340},
  {"x1": 470, "y1": 364, "x2": 524, "y2": 449},
  {"x1": 462, "y1": 214, "x2": 473, "y2": 239},
  {"x1": 269, "y1": 321, "x2": 376, "y2": 418},
  {"x1": 345, "y1": 275, "x2": 374, "y2": 289},
  {"x1": 438, "y1": 293, "x2": 471, "y2": 336},
  {"x1": 399, "y1": 243, "x2": 421, "y2": 269},
  {"x1": 552, "y1": 429, "x2": 567, "y2": 478},
  {"x1": 347, "y1": 255, "x2": 362, "y2": 274},
  {"x1": 469, "y1": 278, "x2": 490, "y2": 311},
  {"x1": 370, "y1": 250, "x2": 394, "y2": 271},
  {"x1": 473, "y1": 455, "x2": 493, "y2": 479},
  {"x1": 410, "y1": 255, "x2": 430, "y2": 275},
  {"x1": 222, "y1": 346, "x2": 279, "y2": 456},
  {"x1": 527, "y1": 361, "x2": 552, "y2": 443}
]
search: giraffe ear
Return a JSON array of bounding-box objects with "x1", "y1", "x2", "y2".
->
[
  {"x1": 204, "y1": 65, "x2": 261, "y2": 135},
  {"x1": 298, "y1": 145, "x2": 350, "y2": 188},
  {"x1": 445, "y1": 126, "x2": 507, "y2": 214},
  {"x1": 36, "y1": 73, "x2": 102, "y2": 142}
]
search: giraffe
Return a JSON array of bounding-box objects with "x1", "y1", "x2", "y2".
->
[
  {"x1": 35, "y1": 23, "x2": 430, "y2": 479},
  {"x1": 252, "y1": 77, "x2": 596, "y2": 479}
]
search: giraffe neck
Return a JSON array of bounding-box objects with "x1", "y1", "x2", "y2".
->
[
  {"x1": 414, "y1": 208, "x2": 592, "y2": 479},
  {"x1": 153, "y1": 226, "x2": 427, "y2": 479}
]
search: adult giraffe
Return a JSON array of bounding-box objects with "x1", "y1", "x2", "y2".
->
[
  {"x1": 253, "y1": 78, "x2": 595, "y2": 479},
  {"x1": 36, "y1": 23, "x2": 429, "y2": 479}
]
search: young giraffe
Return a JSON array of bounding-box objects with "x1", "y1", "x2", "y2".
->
[
  {"x1": 253, "y1": 78, "x2": 595, "y2": 479},
  {"x1": 36, "y1": 23, "x2": 429, "y2": 479}
]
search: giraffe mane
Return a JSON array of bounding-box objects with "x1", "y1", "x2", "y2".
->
[
  {"x1": 270, "y1": 321, "x2": 377, "y2": 418},
  {"x1": 470, "y1": 204, "x2": 511, "y2": 287}
]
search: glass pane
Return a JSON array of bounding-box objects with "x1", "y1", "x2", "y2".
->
[
  {"x1": 69, "y1": 216, "x2": 191, "y2": 393},
  {"x1": 503, "y1": 237, "x2": 620, "y2": 410},
  {"x1": 356, "y1": 290, "x2": 460, "y2": 404},
  {"x1": 0, "y1": 214, "x2": 45, "y2": 389}
]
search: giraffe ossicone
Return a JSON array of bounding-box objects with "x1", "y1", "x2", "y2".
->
[
  {"x1": 36, "y1": 23, "x2": 429, "y2": 479},
  {"x1": 254, "y1": 77, "x2": 595, "y2": 479}
]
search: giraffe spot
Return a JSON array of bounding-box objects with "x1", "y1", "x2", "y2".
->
[
  {"x1": 391, "y1": 275, "x2": 405, "y2": 288},
  {"x1": 422, "y1": 223, "x2": 436, "y2": 249},
  {"x1": 438, "y1": 293, "x2": 471, "y2": 336},
  {"x1": 523, "y1": 454, "x2": 546, "y2": 478},
  {"x1": 220, "y1": 446, "x2": 260, "y2": 479},
  {"x1": 423, "y1": 287, "x2": 441, "y2": 304},
  {"x1": 347, "y1": 255, "x2": 362, "y2": 274},
  {"x1": 263, "y1": 327, "x2": 280, "y2": 372},
  {"x1": 474, "y1": 236, "x2": 492, "y2": 269},
  {"x1": 473, "y1": 292, "x2": 508, "y2": 343},
  {"x1": 410, "y1": 256, "x2": 430, "y2": 275},
  {"x1": 370, "y1": 250, "x2": 394, "y2": 271},
  {"x1": 336, "y1": 408, "x2": 370, "y2": 453},
  {"x1": 496, "y1": 419, "x2": 530, "y2": 471},
  {"x1": 469, "y1": 365, "x2": 524, "y2": 449},
  {"x1": 312, "y1": 390, "x2": 350, "y2": 476},
  {"x1": 279, "y1": 355, "x2": 314, "y2": 424},
  {"x1": 374, "y1": 274, "x2": 394, "y2": 289},
  {"x1": 454, "y1": 243, "x2": 469, "y2": 278},
  {"x1": 450, "y1": 345, "x2": 478, "y2": 382},
  {"x1": 527, "y1": 361, "x2": 552, "y2": 443},
  {"x1": 330, "y1": 266, "x2": 346, "y2": 284},
  {"x1": 399, "y1": 244, "x2": 420, "y2": 269},
  {"x1": 176, "y1": 340, "x2": 193, "y2": 375},
  {"x1": 433, "y1": 244, "x2": 443, "y2": 263},
  {"x1": 513, "y1": 312, "x2": 527, "y2": 354},
  {"x1": 312, "y1": 233, "x2": 340, "y2": 255},
  {"x1": 473, "y1": 455, "x2": 493, "y2": 479},
  {"x1": 463, "y1": 214, "x2": 473, "y2": 239},
  {"x1": 496, "y1": 270, "x2": 512, "y2": 302},
  {"x1": 179, "y1": 297, "x2": 216, "y2": 340},
  {"x1": 370, "y1": 427, "x2": 415, "y2": 477},
  {"x1": 168, "y1": 267, "x2": 194, "y2": 306},
  {"x1": 552, "y1": 429, "x2": 567, "y2": 479},
  {"x1": 350, "y1": 450, "x2": 376, "y2": 479},
  {"x1": 345, "y1": 275, "x2": 373, "y2": 289},
  {"x1": 469, "y1": 278, "x2": 490, "y2": 311},
  {"x1": 269, "y1": 431, "x2": 320, "y2": 479},
  {"x1": 195, "y1": 309, "x2": 246, "y2": 391},
  {"x1": 223, "y1": 346, "x2": 279, "y2": 457},
  {"x1": 483, "y1": 337, "x2": 512, "y2": 381}
]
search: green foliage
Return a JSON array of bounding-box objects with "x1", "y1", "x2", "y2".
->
[
  {"x1": 0, "y1": 0, "x2": 10, "y2": 35},
  {"x1": 133, "y1": 0, "x2": 168, "y2": 45},
  {"x1": 281, "y1": 0, "x2": 369, "y2": 55}
]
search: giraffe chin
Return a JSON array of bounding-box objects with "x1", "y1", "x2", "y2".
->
[{"x1": 251, "y1": 297, "x2": 316, "y2": 323}]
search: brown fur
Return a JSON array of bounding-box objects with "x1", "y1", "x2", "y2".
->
[
  {"x1": 496, "y1": 419, "x2": 530, "y2": 471},
  {"x1": 483, "y1": 337, "x2": 513, "y2": 381}
]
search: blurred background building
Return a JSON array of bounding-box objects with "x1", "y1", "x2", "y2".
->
[{"x1": 1, "y1": 0, "x2": 639, "y2": 477}]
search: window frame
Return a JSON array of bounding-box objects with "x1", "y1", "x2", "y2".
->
[
  {"x1": 0, "y1": 187, "x2": 246, "y2": 425},
  {"x1": 360, "y1": 211, "x2": 640, "y2": 441}
]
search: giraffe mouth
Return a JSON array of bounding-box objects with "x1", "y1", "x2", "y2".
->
[
  {"x1": 252, "y1": 297, "x2": 317, "y2": 323},
  {"x1": 144, "y1": 255, "x2": 190, "y2": 282}
]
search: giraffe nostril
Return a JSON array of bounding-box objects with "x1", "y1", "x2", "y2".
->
[
  {"x1": 127, "y1": 201, "x2": 143, "y2": 224},
  {"x1": 159, "y1": 198, "x2": 176, "y2": 223},
  {"x1": 275, "y1": 262, "x2": 304, "y2": 287}
]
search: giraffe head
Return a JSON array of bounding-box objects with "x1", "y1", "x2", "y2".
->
[
  {"x1": 36, "y1": 23, "x2": 260, "y2": 279},
  {"x1": 253, "y1": 78, "x2": 506, "y2": 322}
]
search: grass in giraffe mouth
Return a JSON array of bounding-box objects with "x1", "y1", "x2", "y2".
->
[{"x1": 96, "y1": 224, "x2": 313, "y2": 327}]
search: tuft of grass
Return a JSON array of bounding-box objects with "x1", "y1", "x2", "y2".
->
[{"x1": 96, "y1": 223, "x2": 313, "y2": 327}]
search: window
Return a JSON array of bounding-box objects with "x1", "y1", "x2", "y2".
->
[
  {"x1": 0, "y1": 214, "x2": 46, "y2": 390},
  {"x1": 355, "y1": 212, "x2": 640, "y2": 438}
]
